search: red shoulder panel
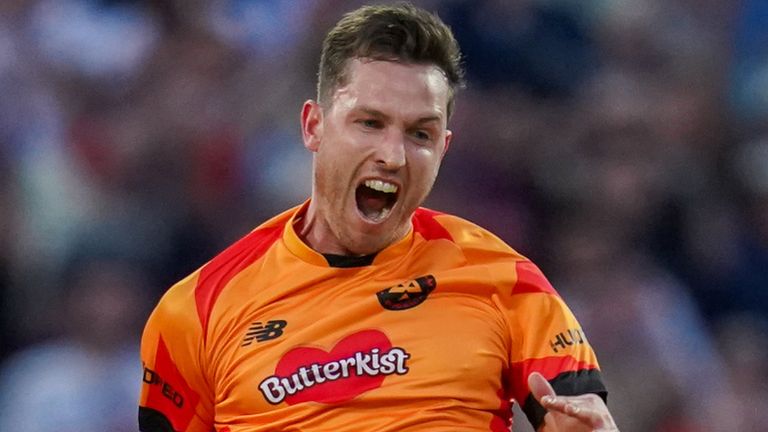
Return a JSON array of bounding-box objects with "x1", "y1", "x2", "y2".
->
[
  {"x1": 195, "y1": 225, "x2": 283, "y2": 338},
  {"x1": 412, "y1": 208, "x2": 453, "y2": 242},
  {"x1": 511, "y1": 260, "x2": 559, "y2": 297}
]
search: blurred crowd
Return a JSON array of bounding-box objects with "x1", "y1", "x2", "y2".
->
[{"x1": 0, "y1": 0, "x2": 766, "y2": 431}]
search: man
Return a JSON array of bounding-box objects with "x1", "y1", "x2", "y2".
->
[{"x1": 139, "y1": 3, "x2": 618, "y2": 431}]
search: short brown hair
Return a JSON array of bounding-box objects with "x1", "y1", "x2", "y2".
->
[{"x1": 318, "y1": 2, "x2": 465, "y2": 117}]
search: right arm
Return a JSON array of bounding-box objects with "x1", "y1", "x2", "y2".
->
[{"x1": 139, "y1": 275, "x2": 214, "y2": 432}]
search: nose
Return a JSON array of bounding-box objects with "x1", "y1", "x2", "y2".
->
[{"x1": 376, "y1": 130, "x2": 406, "y2": 171}]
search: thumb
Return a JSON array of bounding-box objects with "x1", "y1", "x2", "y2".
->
[{"x1": 528, "y1": 371, "x2": 557, "y2": 403}]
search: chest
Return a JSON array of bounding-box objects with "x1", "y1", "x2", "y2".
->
[{"x1": 205, "y1": 266, "x2": 511, "y2": 417}]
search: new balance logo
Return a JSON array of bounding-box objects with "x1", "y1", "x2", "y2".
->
[{"x1": 242, "y1": 320, "x2": 288, "y2": 346}]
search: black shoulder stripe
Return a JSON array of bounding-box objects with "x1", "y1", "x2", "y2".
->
[
  {"x1": 522, "y1": 369, "x2": 608, "y2": 430},
  {"x1": 139, "y1": 406, "x2": 175, "y2": 432}
]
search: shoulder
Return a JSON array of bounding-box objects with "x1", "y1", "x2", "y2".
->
[
  {"x1": 206, "y1": 205, "x2": 294, "y2": 269},
  {"x1": 153, "y1": 206, "x2": 296, "y2": 332},
  {"x1": 413, "y1": 208, "x2": 557, "y2": 296},
  {"x1": 412, "y1": 208, "x2": 525, "y2": 259}
]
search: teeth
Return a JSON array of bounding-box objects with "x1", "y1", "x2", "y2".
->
[{"x1": 364, "y1": 179, "x2": 398, "y2": 193}]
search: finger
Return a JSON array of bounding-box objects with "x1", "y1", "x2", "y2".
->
[
  {"x1": 567, "y1": 406, "x2": 604, "y2": 427},
  {"x1": 542, "y1": 412, "x2": 561, "y2": 432},
  {"x1": 527, "y1": 371, "x2": 556, "y2": 403},
  {"x1": 545, "y1": 399, "x2": 605, "y2": 427}
]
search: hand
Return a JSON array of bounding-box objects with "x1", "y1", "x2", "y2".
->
[{"x1": 527, "y1": 371, "x2": 619, "y2": 432}]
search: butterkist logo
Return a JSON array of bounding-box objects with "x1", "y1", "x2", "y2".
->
[
  {"x1": 376, "y1": 275, "x2": 436, "y2": 310},
  {"x1": 259, "y1": 347, "x2": 409, "y2": 404},
  {"x1": 242, "y1": 320, "x2": 287, "y2": 346},
  {"x1": 259, "y1": 329, "x2": 410, "y2": 405}
]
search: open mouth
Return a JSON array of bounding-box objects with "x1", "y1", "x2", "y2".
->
[{"x1": 355, "y1": 179, "x2": 399, "y2": 223}]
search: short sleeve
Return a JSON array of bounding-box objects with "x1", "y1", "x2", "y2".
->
[
  {"x1": 496, "y1": 260, "x2": 607, "y2": 430},
  {"x1": 139, "y1": 274, "x2": 214, "y2": 432}
]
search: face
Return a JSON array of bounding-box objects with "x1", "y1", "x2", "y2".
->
[{"x1": 300, "y1": 59, "x2": 453, "y2": 255}]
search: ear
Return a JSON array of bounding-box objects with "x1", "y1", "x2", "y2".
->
[
  {"x1": 301, "y1": 100, "x2": 323, "y2": 152},
  {"x1": 441, "y1": 129, "x2": 452, "y2": 160}
]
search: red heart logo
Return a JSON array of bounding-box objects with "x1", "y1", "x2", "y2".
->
[{"x1": 270, "y1": 329, "x2": 395, "y2": 405}]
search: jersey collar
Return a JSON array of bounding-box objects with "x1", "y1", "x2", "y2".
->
[{"x1": 282, "y1": 199, "x2": 415, "y2": 267}]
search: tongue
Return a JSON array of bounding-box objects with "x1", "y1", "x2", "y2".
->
[{"x1": 356, "y1": 186, "x2": 389, "y2": 218}]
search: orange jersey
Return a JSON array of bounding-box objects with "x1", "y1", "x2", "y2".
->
[{"x1": 139, "y1": 202, "x2": 606, "y2": 432}]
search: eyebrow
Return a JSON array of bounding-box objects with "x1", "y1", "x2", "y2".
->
[{"x1": 355, "y1": 107, "x2": 442, "y2": 125}]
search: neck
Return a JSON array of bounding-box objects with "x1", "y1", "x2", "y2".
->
[{"x1": 295, "y1": 199, "x2": 351, "y2": 256}]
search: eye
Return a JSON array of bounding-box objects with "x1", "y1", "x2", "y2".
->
[
  {"x1": 412, "y1": 130, "x2": 431, "y2": 141},
  {"x1": 358, "y1": 119, "x2": 382, "y2": 129}
]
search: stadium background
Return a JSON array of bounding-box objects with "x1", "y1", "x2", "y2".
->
[{"x1": 0, "y1": 0, "x2": 766, "y2": 430}]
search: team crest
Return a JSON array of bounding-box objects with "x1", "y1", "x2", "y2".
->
[{"x1": 376, "y1": 275, "x2": 436, "y2": 311}]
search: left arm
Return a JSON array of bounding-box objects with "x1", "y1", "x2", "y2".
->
[
  {"x1": 529, "y1": 372, "x2": 619, "y2": 431},
  {"x1": 496, "y1": 260, "x2": 610, "y2": 430}
]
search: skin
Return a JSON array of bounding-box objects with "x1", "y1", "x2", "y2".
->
[
  {"x1": 529, "y1": 372, "x2": 620, "y2": 431},
  {"x1": 298, "y1": 56, "x2": 619, "y2": 430},
  {"x1": 298, "y1": 58, "x2": 452, "y2": 255}
]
